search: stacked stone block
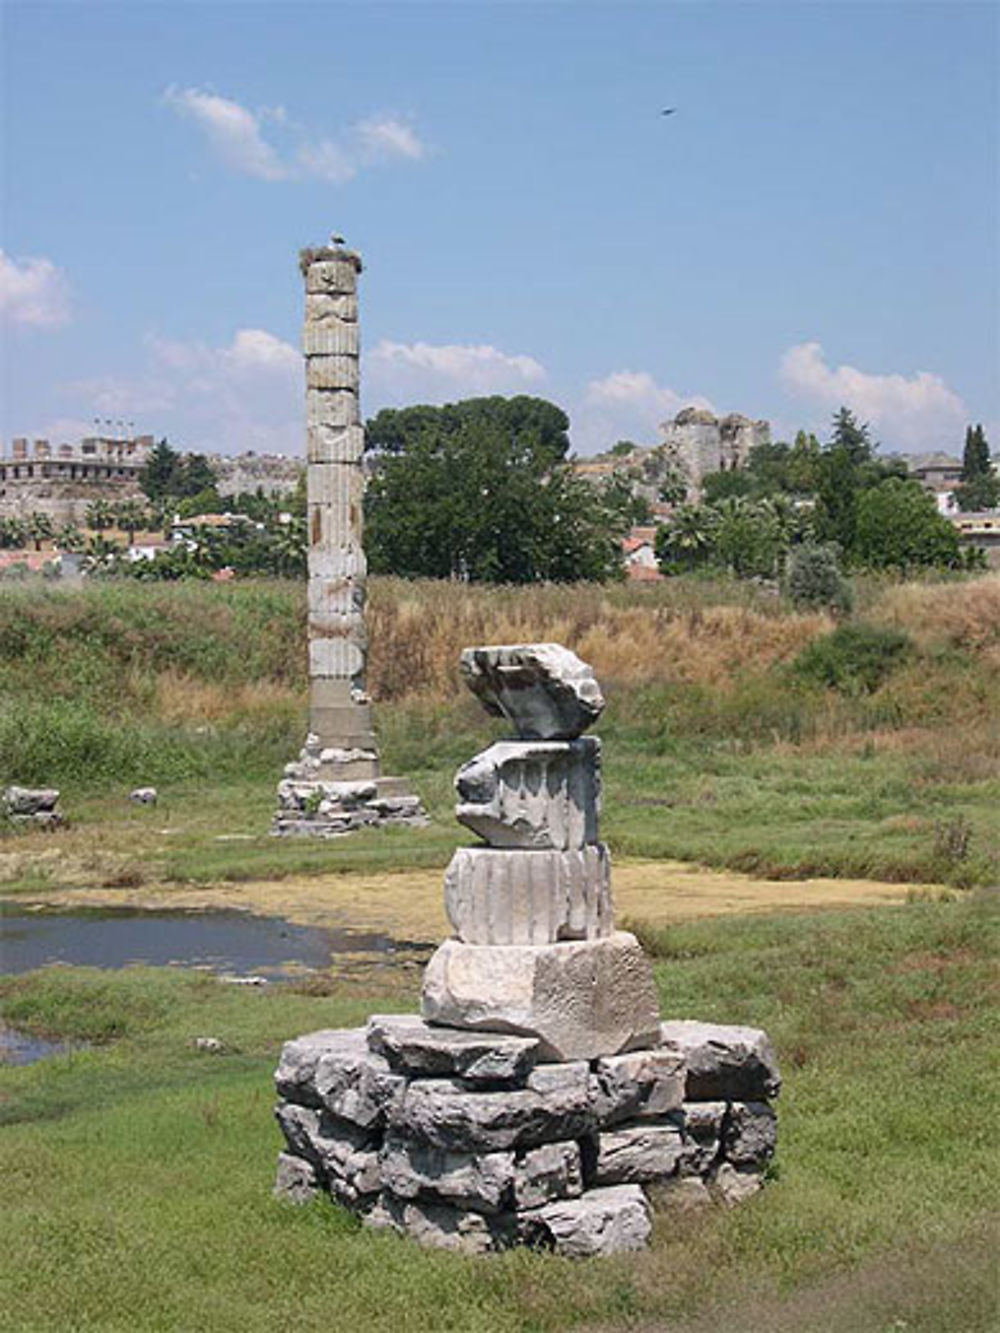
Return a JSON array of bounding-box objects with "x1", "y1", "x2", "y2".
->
[
  {"x1": 273, "y1": 642, "x2": 779, "y2": 1254},
  {"x1": 272, "y1": 244, "x2": 424, "y2": 836},
  {"x1": 2, "y1": 785, "x2": 65, "y2": 830},
  {"x1": 273, "y1": 1015, "x2": 780, "y2": 1254}
]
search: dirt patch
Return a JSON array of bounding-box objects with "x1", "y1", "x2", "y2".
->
[{"x1": 5, "y1": 857, "x2": 929, "y2": 941}]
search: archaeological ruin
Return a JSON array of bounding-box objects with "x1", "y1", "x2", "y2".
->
[
  {"x1": 273, "y1": 643, "x2": 779, "y2": 1255},
  {"x1": 271, "y1": 243, "x2": 425, "y2": 836}
]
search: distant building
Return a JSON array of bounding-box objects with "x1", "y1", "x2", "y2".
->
[
  {"x1": 0, "y1": 433, "x2": 153, "y2": 523},
  {"x1": 622, "y1": 526, "x2": 662, "y2": 580},
  {"x1": 658, "y1": 408, "x2": 770, "y2": 498},
  {"x1": 902, "y1": 451, "x2": 964, "y2": 513},
  {"x1": 950, "y1": 511, "x2": 1000, "y2": 568}
]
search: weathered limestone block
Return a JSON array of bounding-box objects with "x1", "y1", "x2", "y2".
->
[
  {"x1": 444, "y1": 844, "x2": 612, "y2": 945},
  {"x1": 309, "y1": 637, "x2": 366, "y2": 681},
  {"x1": 590, "y1": 1048, "x2": 686, "y2": 1126},
  {"x1": 275, "y1": 1028, "x2": 346, "y2": 1107},
  {"x1": 366, "y1": 1014, "x2": 540, "y2": 1085},
  {"x1": 421, "y1": 932, "x2": 660, "y2": 1062},
  {"x1": 302, "y1": 323, "x2": 359, "y2": 356},
  {"x1": 724, "y1": 1101, "x2": 777, "y2": 1167},
  {"x1": 455, "y1": 738, "x2": 601, "y2": 850},
  {"x1": 275, "y1": 1026, "x2": 404, "y2": 1127},
  {"x1": 659, "y1": 1021, "x2": 782, "y2": 1101},
  {"x1": 306, "y1": 388, "x2": 358, "y2": 431},
  {"x1": 460, "y1": 643, "x2": 605, "y2": 740},
  {"x1": 273, "y1": 1151, "x2": 321, "y2": 1204},
  {"x1": 389, "y1": 1062, "x2": 593, "y2": 1152},
  {"x1": 379, "y1": 1132, "x2": 514, "y2": 1213},
  {"x1": 677, "y1": 1100, "x2": 726, "y2": 1176},
  {"x1": 307, "y1": 460, "x2": 364, "y2": 510},
  {"x1": 305, "y1": 291, "x2": 357, "y2": 324},
  {"x1": 592, "y1": 1118, "x2": 685, "y2": 1185},
  {"x1": 513, "y1": 1141, "x2": 583, "y2": 1211},
  {"x1": 364, "y1": 1191, "x2": 515, "y2": 1254},
  {"x1": 305, "y1": 258, "x2": 361, "y2": 294},
  {"x1": 519, "y1": 1184, "x2": 652, "y2": 1258},
  {"x1": 4, "y1": 786, "x2": 60, "y2": 815},
  {"x1": 307, "y1": 422, "x2": 365, "y2": 464},
  {"x1": 274, "y1": 1103, "x2": 381, "y2": 1204},
  {"x1": 710, "y1": 1162, "x2": 765, "y2": 1205},
  {"x1": 306, "y1": 355, "x2": 360, "y2": 392}
]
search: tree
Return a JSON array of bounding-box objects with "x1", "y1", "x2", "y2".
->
[
  {"x1": 364, "y1": 396, "x2": 624, "y2": 582},
  {"x1": 25, "y1": 512, "x2": 54, "y2": 551},
  {"x1": 655, "y1": 504, "x2": 718, "y2": 573},
  {"x1": 854, "y1": 478, "x2": 961, "y2": 570},
  {"x1": 813, "y1": 444, "x2": 858, "y2": 554},
  {"x1": 829, "y1": 406, "x2": 874, "y2": 466},
  {"x1": 56, "y1": 522, "x2": 85, "y2": 552},
  {"x1": 954, "y1": 424, "x2": 999, "y2": 511},
  {"x1": 712, "y1": 497, "x2": 785, "y2": 578},
  {"x1": 785, "y1": 543, "x2": 852, "y2": 615},
  {"x1": 85, "y1": 499, "x2": 114, "y2": 534},
  {"x1": 139, "y1": 439, "x2": 181, "y2": 501},
  {"x1": 115, "y1": 500, "x2": 148, "y2": 545}
]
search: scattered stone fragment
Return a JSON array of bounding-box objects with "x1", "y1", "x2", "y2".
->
[
  {"x1": 421, "y1": 932, "x2": 660, "y2": 1062},
  {"x1": 460, "y1": 643, "x2": 605, "y2": 740},
  {"x1": 724, "y1": 1101, "x2": 777, "y2": 1167},
  {"x1": 129, "y1": 787, "x2": 157, "y2": 805},
  {"x1": 455, "y1": 739, "x2": 601, "y2": 850},
  {"x1": 519, "y1": 1184, "x2": 652, "y2": 1257},
  {"x1": 710, "y1": 1162, "x2": 766, "y2": 1205},
  {"x1": 194, "y1": 1036, "x2": 225, "y2": 1054},
  {"x1": 444, "y1": 844, "x2": 612, "y2": 945},
  {"x1": 659, "y1": 1020, "x2": 782, "y2": 1100},
  {"x1": 273, "y1": 1152, "x2": 320, "y2": 1204},
  {"x1": 593, "y1": 1118, "x2": 685, "y2": 1185},
  {"x1": 3, "y1": 786, "x2": 60, "y2": 816},
  {"x1": 367, "y1": 1014, "x2": 539, "y2": 1084}
]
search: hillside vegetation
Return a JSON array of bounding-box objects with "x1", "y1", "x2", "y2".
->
[{"x1": 0, "y1": 574, "x2": 997, "y2": 886}]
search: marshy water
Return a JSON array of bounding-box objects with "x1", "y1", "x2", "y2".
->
[{"x1": 1, "y1": 904, "x2": 426, "y2": 979}]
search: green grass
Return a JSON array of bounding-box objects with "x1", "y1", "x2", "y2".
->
[{"x1": 1, "y1": 896, "x2": 996, "y2": 1332}]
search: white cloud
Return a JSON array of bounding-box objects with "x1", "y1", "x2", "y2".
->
[
  {"x1": 164, "y1": 86, "x2": 426, "y2": 184},
  {"x1": 64, "y1": 328, "x2": 301, "y2": 454},
  {"x1": 162, "y1": 87, "x2": 287, "y2": 180},
  {"x1": 780, "y1": 341, "x2": 968, "y2": 450},
  {"x1": 0, "y1": 250, "x2": 71, "y2": 327},
  {"x1": 576, "y1": 369, "x2": 714, "y2": 453},
  {"x1": 366, "y1": 339, "x2": 546, "y2": 405},
  {"x1": 356, "y1": 115, "x2": 425, "y2": 162}
]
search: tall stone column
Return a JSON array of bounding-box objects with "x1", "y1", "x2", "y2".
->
[{"x1": 272, "y1": 243, "x2": 425, "y2": 836}]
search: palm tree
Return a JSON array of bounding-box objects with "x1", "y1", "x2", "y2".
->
[
  {"x1": 83, "y1": 533, "x2": 123, "y2": 572},
  {"x1": 56, "y1": 523, "x2": 86, "y2": 553},
  {"x1": 0, "y1": 517, "x2": 29, "y2": 550},
  {"x1": 85, "y1": 499, "x2": 114, "y2": 534},
  {"x1": 26, "y1": 511, "x2": 54, "y2": 552},
  {"x1": 657, "y1": 504, "x2": 717, "y2": 572},
  {"x1": 115, "y1": 499, "x2": 148, "y2": 546},
  {"x1": 271, "y1": 515, "x2": 307, "y2": 577}
]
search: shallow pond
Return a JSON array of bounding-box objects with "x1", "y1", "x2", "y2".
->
[{"x1": 0, "y1": 905, "x2": 427, "y2": 979}]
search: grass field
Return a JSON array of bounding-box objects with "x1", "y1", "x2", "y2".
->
[
  {"x1": 1, "y1": 895, "x2": 996, "y2": 1332},
  {"x1": 1, "y1": 573, "x2": 997, "y2": 892}
]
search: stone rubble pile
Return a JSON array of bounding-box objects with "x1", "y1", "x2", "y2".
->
[
  {"x1": 2, "y1": 785, "x2": 65, "y2": 830},
  {"x1": 273, "y1": 643, "x2": 779, "y2": 1255}
]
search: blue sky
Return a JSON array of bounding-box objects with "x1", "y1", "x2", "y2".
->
[{"x1": 2, "y1": 0, "x2": 997, "y2": 458}]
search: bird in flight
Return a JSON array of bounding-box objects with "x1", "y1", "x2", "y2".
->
[
  {"x1": 330, "y1": 232, "x2": 346, "y2": 245},
  {"x1": 661, "y1": 108, "x2": 677, "y2": 116}
]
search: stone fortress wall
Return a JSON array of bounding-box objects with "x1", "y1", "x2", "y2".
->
[
  {"x1": 658, "y1": 407, "x2": 771, "y2": 498},
  {"x1": 0, "y1": 434, "x2": 152, "y2": 523}
]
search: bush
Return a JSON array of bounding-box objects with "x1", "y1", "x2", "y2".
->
[
  {"x1": 785, "y1": 543, "x2": 853, "y2": 615},
  {"x1": 793, "y1": 622, "x2": 912, "y2": 694}
]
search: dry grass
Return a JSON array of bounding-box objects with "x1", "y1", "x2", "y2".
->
[
  {"x1": 367, "y1": 579, "x2": 832, "y2": 700},
  {"x1": 873, "y1": 572, "x2": 1000, "y2": 651},
  {"x1": 153, "y1": 670, "x2": 300, "y2": 726}
]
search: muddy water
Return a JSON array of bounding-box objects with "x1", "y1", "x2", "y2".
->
[{"x1": 0, "y1": 905, "x2": 431, "y2": 979}]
